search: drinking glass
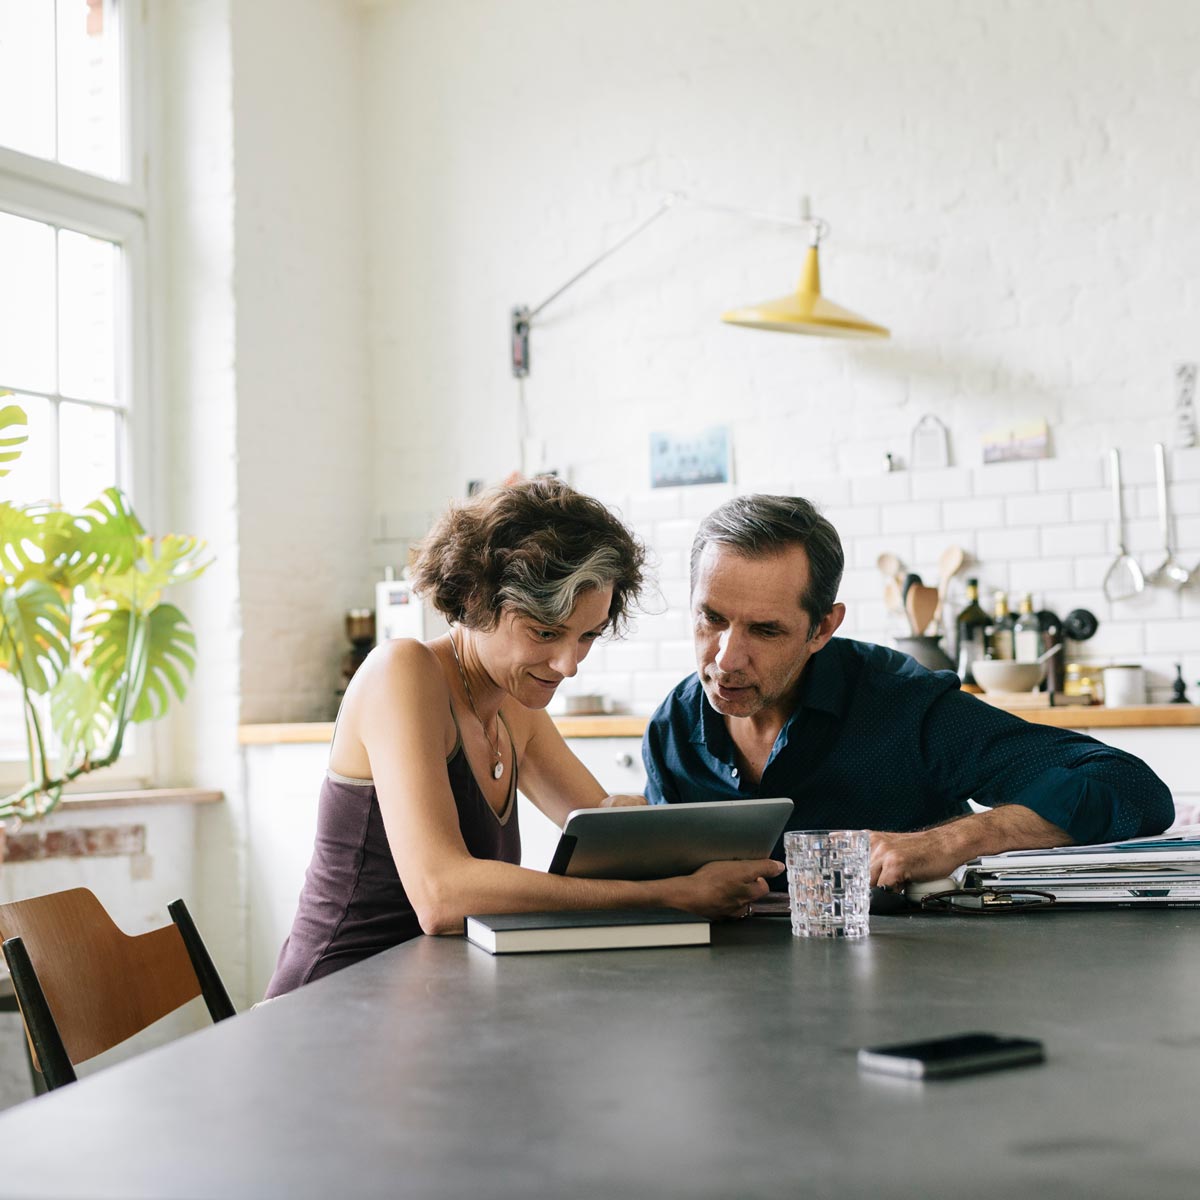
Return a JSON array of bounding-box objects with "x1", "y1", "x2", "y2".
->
[{"x1": 785, "y1": 829, "x2": 870, "y2": 939}]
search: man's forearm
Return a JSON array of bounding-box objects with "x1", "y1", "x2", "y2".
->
[
  {"x1": 869, "y1": 805, "x2": 1072, "y2": 888},
  {"x1": 934, "y1": 804, "x2": 1072, "y2": 863}
]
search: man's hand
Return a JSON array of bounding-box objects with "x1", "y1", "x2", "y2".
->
[
  {"x1": 600, "y1": 794, "x2": 649, "y2": 808},
  {"x1": 868, "y1": 828, "x2": 965, "y2": 889},
  {"x1": 869, "y1": 806, "x2": 1072, "y2": 890}
]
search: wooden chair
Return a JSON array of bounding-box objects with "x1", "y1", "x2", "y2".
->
[{"x1": 0, "y1": 887, "x2": 235, "y2": 1092}]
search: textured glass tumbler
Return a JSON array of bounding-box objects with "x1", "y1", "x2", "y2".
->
[{"x1": 785, "y1": 830, "x2": 870, "y2": 939}]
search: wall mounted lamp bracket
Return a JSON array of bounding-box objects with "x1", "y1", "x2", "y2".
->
[{"x1": 510, "y1": 192, "x2": 887, "y2": 377}]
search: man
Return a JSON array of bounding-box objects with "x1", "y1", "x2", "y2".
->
[{"x1": 642, "y1": 495, "x2": 1173, "y2": 889}]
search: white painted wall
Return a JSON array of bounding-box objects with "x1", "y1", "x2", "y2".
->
[
  {"x1": 362, "y1": 0, "x2": 1200, "y2": 704},
  {"x1": 231, "y1": 0, "x2": 372, "y2": 726}
]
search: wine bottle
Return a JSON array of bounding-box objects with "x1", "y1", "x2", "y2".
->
[
  {"x1": 985, "y1": 592, "x2": 1015, "y2": 661},
  {"x1": 955, "y1": 578, "x2": 990, "y2": 685},
  {"x1": 1013, "y1": 594, "x2": 1042, "y2": 663}
]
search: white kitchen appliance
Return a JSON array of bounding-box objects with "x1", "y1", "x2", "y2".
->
[{"x1": 375, "y1": 577, "x2": 449, "y2": 644}]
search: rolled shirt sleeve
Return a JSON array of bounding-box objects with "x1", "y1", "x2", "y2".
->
[{"x1": 918, "y1": 688, "x2": 1174, "y2": 843}]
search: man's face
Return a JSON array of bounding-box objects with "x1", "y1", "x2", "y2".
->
[{"x1": 691, "y1": 542, "x2": 844, "y2": 721}]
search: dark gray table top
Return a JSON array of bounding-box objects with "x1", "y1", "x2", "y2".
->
[{"x1": 0, "y1": 911, "x2": 1197, "y2": 1199}]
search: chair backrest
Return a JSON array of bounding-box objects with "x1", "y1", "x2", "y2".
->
[{"x1": 0, "y1": 887, "x2": 234, "y2": 1087}]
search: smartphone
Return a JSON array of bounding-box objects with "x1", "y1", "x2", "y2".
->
[{"x1": 857, "y1": 1032, "x2": 1045, "y2": 1079}]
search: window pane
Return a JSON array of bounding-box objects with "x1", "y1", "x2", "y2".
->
[
  {"x1": 59, "y1": 228, "x2": 117, "y2": 401},
  {"x1": 58, "y1": 400, "x2": 116, "y2": 510},
  {"x1": 0, "y1": 211, "x2": 56, "y2": 394},
  {"x1": 0, "y1": 675, "x2": 31, "y2": 763},
  {"x1": 1, "y1": 393, "x2": 55, "y2": 504},
  {"x1": 57, "y1": 0, "x2": 123, "y2": 179},
  {"x1": 0, "y1": 1, "x2": 56, "y2": 161}
]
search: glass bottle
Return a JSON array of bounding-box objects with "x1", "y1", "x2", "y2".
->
[
  {"x1": 985, "y1": 592, "x2": 1015, "y2": 661},
  {"x1": 955, "y1": 578, "x2": 990, "y2": 685},
  {"x1": 1013, "y1": 594, "x2": 1042, "y2": 663}
]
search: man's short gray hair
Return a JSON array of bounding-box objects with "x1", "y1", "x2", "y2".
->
[{"x1": 689, "y1": 495, "x2": 844, "y2": 634}]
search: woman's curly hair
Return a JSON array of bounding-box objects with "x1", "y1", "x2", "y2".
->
[{"x1": 411, "y1": 477, "x2": 646, "y2": 634}]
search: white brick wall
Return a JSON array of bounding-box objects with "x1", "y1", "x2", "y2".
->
[{"x1": 361, "y1": 1, "x2": 1200, "y2": 714}]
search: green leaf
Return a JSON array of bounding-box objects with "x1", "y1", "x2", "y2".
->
[
  {"x1": 0, "y1": 580, "x2": 71, "y2": 694},
  {"x1": 94, "y1": 532, "x2": 211, "y2": 613},
  {"x1": 64, "y1": 487, "x2": 145, "y2": 587},
  {"x1": 0, "y1": 401, "x2": 27, "y2": 478},
  {"x1": 85, "y1": 602, "x2": 197, "y2": 722},
  {"x1": 0, "y1": 501, "x2": 48, "y2": 583},
  {"x1": 50, "y1": 669, "x2": 115, "y2": 771}
]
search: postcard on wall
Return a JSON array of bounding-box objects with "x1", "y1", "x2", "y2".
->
[
  {"x1": 650, "y1": 425, "x2": 733, "y2": 488},
  {"x1": 982, "y1": 418, "x2": 1050, "y2": 464}
]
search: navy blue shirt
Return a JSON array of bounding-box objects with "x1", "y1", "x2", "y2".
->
[{"x1": 643, "y1": 638, "x2": 1173, "y2": 878}]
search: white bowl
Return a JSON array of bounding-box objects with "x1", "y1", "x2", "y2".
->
[{"x1": 971, "y1": 659, "x2": 1046, "y2": 693}]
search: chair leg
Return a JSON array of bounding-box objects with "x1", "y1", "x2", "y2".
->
[
  {"x1": 2, "y1": 938, "x2": 77, "y2": 1091},
  {"x1": 167, "y1": 900, "x2": 236, "y2": 1023}
]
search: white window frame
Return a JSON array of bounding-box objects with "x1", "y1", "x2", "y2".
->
[{"x1": 0, "y1": 2, "x2": 157, "y2": 790}]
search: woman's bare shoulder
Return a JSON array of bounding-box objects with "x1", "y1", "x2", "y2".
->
[{"x1": 337, "y1": 640, "x2": 452, "y2": 743}]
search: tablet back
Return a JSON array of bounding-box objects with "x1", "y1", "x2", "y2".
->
[{"x1": 548, "y1": 798, "x2": 794, "y2": 880}]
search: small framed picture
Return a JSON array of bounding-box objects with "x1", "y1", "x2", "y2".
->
[{"x1": 650, "y1": 425, "x2": 733, "y2": 489}]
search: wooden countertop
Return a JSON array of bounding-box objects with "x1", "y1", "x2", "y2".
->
[{"x1": 240, "y1": 704, "x2": 1200, "y2": 745}]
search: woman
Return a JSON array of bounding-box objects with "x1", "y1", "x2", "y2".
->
[{"x1": 266, "y1": 478, "x2": 780, "y2": 996}]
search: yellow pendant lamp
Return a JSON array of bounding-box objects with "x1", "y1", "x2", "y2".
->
[{"x1": 721, "y1": 211, "x2": 889, "y2": 340}]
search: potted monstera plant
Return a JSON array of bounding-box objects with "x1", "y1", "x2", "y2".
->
[{"x1": 0, "y1": 394, "x2": 210, "y2": 821}]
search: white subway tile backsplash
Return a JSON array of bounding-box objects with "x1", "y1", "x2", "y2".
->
[
  {"x1": 1145, "y1": 620, "x2": 1200, "y2": 654},
  {"x1": 910, "y1": 468, "x2": 973, "y2": 501},
  {"x1": 803, "y1": 476, "x2": 853, "y2": 508},
  {"x1": 851, "y1": 534, "x2": 915, "y2": 570},
  {"x1": 840, "y1": 566, "x2": 888, "y2": 603},
  {"x1": 976, "y1": 527, "x2": 1039, "y2": 561},
  {"x1": 1073, "y1": 554, "x2": 1117, "y2": 590},
  {"x1": 851, "y1": 474, "x2": 911, "y2": 505},
  {"x1": 1008, "y1": 558, "x2": 1075, "y2": 594},
  {"x1": 633, "y1": 671, "x2": 692, "y2": 709},
  {"x1": 1169, "y1": 484, "x2": 1200, "y2": 517},
  {"x1": 1035, "y1": 457, "x2": 1104, "y2": 492},
  {"x1": 604, "y1": 641, "x2": 659, "y2": 672},
  {"x1": 680, "y1": 484, "x2": 735, "y2": 518},
  {"x1": 657, "y1": 640, "x2": 698, "y2": 672},
  {"x1": 1042, "y1": 522, "x2": 1107, "y2": 557},
  {"x1": 619, "y1": 443, "x2": 1197, "y2": 700},
  {"x1": 652, "y1": 518, "x2": 700, "y2": 549},
  {"x1": 824, "y1": 504, "x2": 882, "y2": 537},
  {"x1": 629, "y1": 491, "x2": 682, "y2": 523},
  {"x1": 1070, "y1": 489, "x2": 1115, "y2": 523},
  {"x1": 1007, "y1": 492, "x2": 1069, "y2": 526},
  {"x1": 881, "y1": 501, "x2": 943, "y2": 535},
  {"x1": 1172, "y1": 447, "x2": 1200, "y2": 482},
  {"x1": 941, "y1": 497, "x2": 1005, "y2": 531},
  {"x1": 973, "y1": 461, "x2": 1038, "y2": 496}
]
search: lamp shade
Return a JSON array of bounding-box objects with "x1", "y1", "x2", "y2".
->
[{"x1": 721, "y1": 245, "x2": 889, "y2": 339}]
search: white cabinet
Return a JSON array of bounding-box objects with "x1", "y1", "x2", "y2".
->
[
  {"x1": 517, "y1": 736, "x2": 645, "y2": 871},
  {"x1": 1069, "y1": 726, "x2": 1200, "y2": 827}
]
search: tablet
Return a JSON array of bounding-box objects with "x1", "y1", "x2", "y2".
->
[{"x1": 547, "y1": 798, "x2": 795, "y2": 881}]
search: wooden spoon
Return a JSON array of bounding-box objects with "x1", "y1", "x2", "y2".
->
[
  {"x1": 931, "y1": 545, "x2": 966, "y2": 628},
  {"x1": 905, "y1": 583, "x2": 940, "y2": 637}
]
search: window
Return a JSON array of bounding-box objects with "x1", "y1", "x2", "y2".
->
[{"x1": 0, "y1": 0, "x2": 150, "y2": 779}]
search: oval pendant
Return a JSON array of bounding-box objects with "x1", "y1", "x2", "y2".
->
[{"x1": 492, "y1": 761, "x2": 504, "y2": 780}]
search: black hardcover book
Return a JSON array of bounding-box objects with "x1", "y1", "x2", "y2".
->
[{"x1": 464, "y1": 908, "x2": 710, "y2": 955}]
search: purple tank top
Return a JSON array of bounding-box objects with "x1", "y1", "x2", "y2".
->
[{"x1": 266, "y1": 714, "x2": 521, "y2": 997}]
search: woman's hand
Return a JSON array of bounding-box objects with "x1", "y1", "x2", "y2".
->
[
  {"x1": 599, "y1": 793, "x2": 649, "y2": 808},
  {"x1": 663, "y1": 858, "x2": 784, "y2": 920}
]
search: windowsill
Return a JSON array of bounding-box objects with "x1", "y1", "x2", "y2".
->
[{"x1": 48, "y1": 787, "x2": 224, "y2": 811}]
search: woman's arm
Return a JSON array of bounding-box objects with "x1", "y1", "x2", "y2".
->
[
  {"x1": 345, "y1": 642, "x2": 780, "y2": 934},
  {"x1": 508, "y1": 707, "x2": 610, "y2": 826}
]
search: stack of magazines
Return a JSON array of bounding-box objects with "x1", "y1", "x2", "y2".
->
[{"x1": 964, "y1": 828, "x2": 1200, "y2": 907}]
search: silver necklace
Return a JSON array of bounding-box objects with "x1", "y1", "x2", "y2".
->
[{"x1": 449, "y1": 629, "x2": 504, "y2": 780}]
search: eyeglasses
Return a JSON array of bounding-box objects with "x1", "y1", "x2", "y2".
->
[{"x1": 918, "y1": 887, "x2": 1057, "y2": 914}]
